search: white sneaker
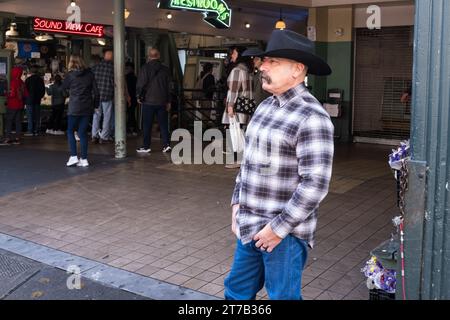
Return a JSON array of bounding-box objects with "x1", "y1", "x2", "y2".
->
[
  {"x1": 77, "y1": 159, "x2": 89, "y2": 167},
  {"x1": 162, "y1": 146, "x2": 172, "y2": 153},
  {"x1": 46, "y1": 129, "x2": 55, "y2": 135},
  {"x1": 54, "y1": 130, "x2": 65, "y2": 135},
  {"x1": 137, "y1": 147, "x2": 151, "y2": 153},
  {"x1": 74, "y1": 132, "x2": 80, "y2": 141},
  {"x1": 66, "y1": 156, "x2": 79, "y2": 167},
  {"x1": 225, "y1": 163, "x2": 241, "y2": 169}
]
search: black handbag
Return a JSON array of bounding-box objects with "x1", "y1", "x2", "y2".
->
[{"x1": 235, "y1": 97, "x2": 256, "y2": 115}]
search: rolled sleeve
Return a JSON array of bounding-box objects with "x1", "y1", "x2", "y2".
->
[{"x1": 270, "y1": 114, "x2": 334, "y2": 239}]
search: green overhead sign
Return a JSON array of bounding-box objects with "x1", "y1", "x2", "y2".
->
[{"x1": 159, "y1": 0, "x2": 232, "y2": 29}]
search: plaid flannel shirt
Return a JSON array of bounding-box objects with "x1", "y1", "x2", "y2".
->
[
  {"x1": 92, "y1": 61, "x2": 114, "y2": 102},
  {"x1": 231, "y1": 82, "x2": 334, "y2": 248}
]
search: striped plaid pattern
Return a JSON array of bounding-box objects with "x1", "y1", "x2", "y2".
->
[
  {"x1": 92, "y1": 61, "x2": 114, "y2": 102},
  {"x1": 231, "y1": 83, "x2": 335, "y2": 248},
  {"x1": 226, "y1": 63, "x2": 253, "y2": 105}
]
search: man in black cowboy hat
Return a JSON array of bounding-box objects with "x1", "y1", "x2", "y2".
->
[{"x1": 224, "y1": 29, "x2": 335, "y2": 300}]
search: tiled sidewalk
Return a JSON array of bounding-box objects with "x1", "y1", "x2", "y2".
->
[{"x1": 0, "y1": 142, "x2": 397, "y2": 300}]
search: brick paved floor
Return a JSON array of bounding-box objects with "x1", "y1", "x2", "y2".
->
[{"x1": 0, "y1": 137, "x2": 398, "y2": 300}]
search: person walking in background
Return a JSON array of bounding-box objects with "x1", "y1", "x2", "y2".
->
[
  {"x1": 193, "y1": 62, "x2": 216, "y2": 123},
  {"x1": 201, "y1": 63, "x2": 216, "y2": 100},
  {"x1": 400, "y1": 83, "x2": 412, "y2": 115},
  {"x1": 224, "y1": 30, "x2": 334, "y2": 300},
  {"x1": 89, "y1": 54, "x2": 101, "y2": 69},
  {"x1": 401, "y1": 84, "x2": 412, "y2": 104},
  {"x1": 222, "y1": 46, "x2": 254, "y2": 169},
  {"x1": 24, "y1": 65, "x2": 45, "y2": 136},
  {"x1": 243, "y1": 48, "x2": 272, "y2": 107},
  {"x1": 0, "y1": 66, "x2": 26, "y2": 146},
  {"x1": 136, "y1": 48, "x2": 172, "y2": 154},
  {"x1": 46, "y1": 75, "x2": 67, "y2": 135},
  {"x1": 125, "y1": 62, "x2": 138, "y2": 136},
  {"x1": 201, "y1": 62, "x2": 216, "y2": 122},
  {"x1": 62, "y1": 55, "x2": 99, "y2": 167},
  {"x1": 91, "y1": 49, "x2": 114, "y2": 144}
]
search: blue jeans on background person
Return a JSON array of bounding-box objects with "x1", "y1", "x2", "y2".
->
[
  {"x1": 142, "y1": 104, "x2": 170, "y2": 149},
  {"x1": 67, "y1": 115, "x2": 90, "y2": 159},
  {"x1": 91, "y1": 100, "x2": 113, "y2": 140},
  {"x1": 224, "y1": 235, "x2": 308, "y2": 300},
  {"x1": 26, "y1": 104, "x2": 41, "y2": 134}
]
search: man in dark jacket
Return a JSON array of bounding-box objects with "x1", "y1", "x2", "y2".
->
[
  {"x1": 136, "y1": 48, "x2": 172, "y2": 153},
  {"x1": 201, "y1": 63, "x2": 216, "y2": 100},
  {"x1": 199, "y1": 63, "x2": 215, "y2": 124},
  {"x1": 24, "y1": 66, "x2": 45, "y2": 136},
  {"x1": 125, "y1": 62, "x2": 138, "y2": 135}
]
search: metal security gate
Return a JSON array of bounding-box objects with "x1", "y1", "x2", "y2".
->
[{"x1": 353, "y1": 26, "x2": 414, "y2": 142}]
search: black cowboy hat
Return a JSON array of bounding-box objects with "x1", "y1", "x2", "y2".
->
[
  {"x1": 258, "y1": 29, "x2": 331, "y2": 76},
  {"x1": 242, "y1": 47, "x2": 265, "y2": 57}
]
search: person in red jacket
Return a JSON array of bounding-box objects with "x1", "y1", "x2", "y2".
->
[{"x1": 1, "y1": 66, "x2": 26, "y2": 146}]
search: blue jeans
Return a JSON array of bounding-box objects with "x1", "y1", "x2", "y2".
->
[
  {"x1": 26, "y1": 104, "x2": 41, "y2": 134},
  {"x1": 224, "y1": 235, "x2": 308, "y2": 300},
  {"x1": 142, "y1": 104, "x2": 170, "y2": 149},
  {"x1": 67, "y1": 115, "x2": 90, "y2": 159},
  {"x1": 92, "y1": 100, "x2": 113, "y2": 140}
]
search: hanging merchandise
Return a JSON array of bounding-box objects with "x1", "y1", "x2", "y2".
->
[
  {"x1": 362, "y1": 256, "x2": 396, "y2": 294},
  {"x1": 362, "y1": 140, "x2": 411, "y2": 300},
  {"x1": 388, "y1": 139, "x2": 410, "y2": 170},
  {"x1": 389, "y1": 140, "x2": 410, "y2": 299}
]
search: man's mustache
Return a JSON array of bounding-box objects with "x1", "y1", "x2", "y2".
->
[{"x1": 261, "y1": 72, "x2": 272, "y2": 84}]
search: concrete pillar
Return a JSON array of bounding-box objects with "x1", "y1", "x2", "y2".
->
[{"x1": 113, "y1": 0, "x2": 126, "y2": 159}]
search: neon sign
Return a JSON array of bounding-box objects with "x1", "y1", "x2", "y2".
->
[
  {"x1": 158, "y1": 0, "x2": 232, "y2": 29},
  {"x1": 33, "y1": 17, "x2": 105, "y2": 38}
]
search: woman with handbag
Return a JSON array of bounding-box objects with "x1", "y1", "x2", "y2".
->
[{"x1": 222, "y1": 46, "x2": 254, "y2": 169}]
